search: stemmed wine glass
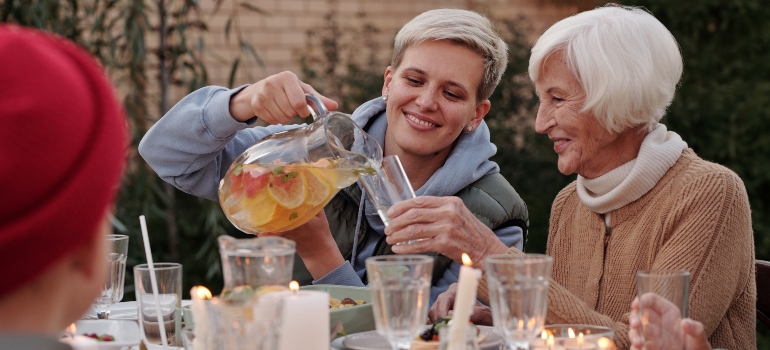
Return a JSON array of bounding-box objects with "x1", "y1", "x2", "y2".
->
[
  {"x1": 92, "y1": 234, "x2": 129, "y2": 319},
  {"x1": 366, "y1": 255, "x2": 433, "y2": 350},
  {"x1": 486, "y1": 254, "x2": 552, "y2": 350}
]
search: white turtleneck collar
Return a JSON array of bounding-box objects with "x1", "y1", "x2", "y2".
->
[{"x1": 576, "y1": 123, "x2": 688, "y2": 214}]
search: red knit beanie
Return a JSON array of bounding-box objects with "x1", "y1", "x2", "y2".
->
[{"x1": 0, "y1": 26, "x2": 128, "y2": 299}]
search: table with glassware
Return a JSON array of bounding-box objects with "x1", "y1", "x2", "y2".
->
[{"x1": 66, "y1": 96, "x2": 691, "y2": 350}]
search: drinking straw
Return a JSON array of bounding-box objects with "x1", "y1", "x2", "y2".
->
[{"x1": 139, "y1": 215, "x2": 169, "y2": 350}]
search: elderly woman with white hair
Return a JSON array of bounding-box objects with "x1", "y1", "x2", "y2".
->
[
  {"x1": 140, "y1": 9, "x2": 529, "y2": 305},
  {"x1": 427, "y1": 4, "x2": 755, "y2": 349}
]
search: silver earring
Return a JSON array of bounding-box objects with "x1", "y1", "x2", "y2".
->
[
  {"x1": 382, "y1": 95, "x2": 388, "y2": 102},
  {"x1": 465, "y1": 124, "x2": 473, "y2": 132}
]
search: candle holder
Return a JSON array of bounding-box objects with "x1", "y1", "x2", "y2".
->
[
  {"x1": 530, "y1": 325, "x2": 614, "y2": 350},
  {"x1": 188, "y1": 286, "x2": 285, "y2": 350}
]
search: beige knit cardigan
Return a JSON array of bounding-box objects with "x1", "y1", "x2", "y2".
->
[{"x1": 477, "y1": 149, "x2": 756, "y2": 350}]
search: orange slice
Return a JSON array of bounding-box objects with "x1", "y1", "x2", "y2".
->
[
  {"x1": 267, "y1": 171, "x2": 307, "y2": 209},
  {"x1": 243, "y1": 189, "x2": 278, "y2": 228},
  {"x1": 304, "y1": 168, "x2": 335, "y2": 206}
]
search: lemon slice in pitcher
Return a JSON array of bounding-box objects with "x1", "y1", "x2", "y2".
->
[
  {"x1": 244, "y1": 190, "x2": 278, "y2": 228},
  {"x1": 267, "y1": 170, "x2": 307, "y2": 209},
  {"x1": 305, "y1": 168, "x2": 335, "y2": 206}
]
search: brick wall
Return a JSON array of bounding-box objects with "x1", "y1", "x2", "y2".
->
[{"x1": 160, "y1": 0, "x2": 577, "y2": 109}]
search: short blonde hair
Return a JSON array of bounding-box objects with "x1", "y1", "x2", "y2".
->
[
  {"x1": 529, "y1": 4, "x2": 683, "y2": 133},
  {"x1": 392, "y1": 9, "x2": 508, "y2": 102}
]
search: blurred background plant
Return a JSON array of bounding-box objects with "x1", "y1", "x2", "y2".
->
[
  {"x1": 2, "y1": 0, "x2": 768, "y2": 345},
  {"x1": 0, "y1": 0, "x2": 254, "y2": 299}
]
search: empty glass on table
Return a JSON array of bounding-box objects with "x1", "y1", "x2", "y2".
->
[
  {"x1": 366, "y1": 255, "x2": 433, "y2": 350},
  {"x1": 92, "y1": 234, "x2": 128, "y2": 319},
  {"x1": 486, "y1": 254, "x2": 552, "y2": 350},
  {"x1": 134, "y1": 262, "x2": 183, "y2": 349}
]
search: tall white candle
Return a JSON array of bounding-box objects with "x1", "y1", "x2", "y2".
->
[
  {"x1": 275, "y1": 281, "x2": 329, "y2": 350},
  {"x1": 447, "y1": 253, "x2": 481, "y2": 350},
  {"x1": 190, "y1": 286, "x2": 212, "y2": 350}
]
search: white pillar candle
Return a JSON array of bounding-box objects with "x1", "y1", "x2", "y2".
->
[
  {"x1": 447, "y1": 253, "x2": 481, "y2": 350},
  {"x1": 190, "y1": 286, "x2": 212, "y2": 350},
  {"x1": 274, "y1": 282, "x2": 329, "y2": 350}
]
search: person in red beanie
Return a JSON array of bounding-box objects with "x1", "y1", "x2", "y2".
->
[{"x1": 0, "y1": 25, "x2": 127, "y2": 348}]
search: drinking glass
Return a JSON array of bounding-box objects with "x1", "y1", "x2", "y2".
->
[
  {"x1": 92, "y1": 234, "x2": 129, "y2": 319},
  {"x1": 360, "y1": 155, "x2": 421, "y2": 245},
  {"x1": 366, "y1": 255, "x2": 433, "y2": 350},
  {"x1": 636, "y1": 269, "x2": 690, "y2": 350},
  {"x1": 134, "y1": 263, "x2": 183, "y2": 349},
  {"x1": 486, "y1": 254, "x2": 552, "y2": 350}
]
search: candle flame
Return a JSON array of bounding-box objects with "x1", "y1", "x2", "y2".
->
[
  {"x1": 541, "y1": 330, "x2": 548, "y2": 339},
  {"x1": 66, "y1": 323, "x2": 76, "y2": 336},
  {"x1": 547, "y1": 335, "x2": 554, "y2": 347},
  {"x1": 597, "y1": 337, "x2": 612, "y2": 349},
  {"x1": 568, "y1": 327, "x2": 576, "y2": 338},
  {"x1": 290, "y1": 280, "x2": 299, "y2": 292},
  {"x1": 578, "y1": 332, "x2": 584, "y2": 346},
  {"x1": 196, "y1": 286, "x2": 212, "y2": 300},
  {"x1": 461, "y1": 253, "x2": 472, "y2": 266}
]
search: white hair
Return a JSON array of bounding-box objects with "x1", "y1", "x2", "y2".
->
[
  {"x1": 392, "y1": 9, "x2": 508, "y2": 101},
  {"x1": 529, "y1": 4, "x2": 683, "y2": 133}
]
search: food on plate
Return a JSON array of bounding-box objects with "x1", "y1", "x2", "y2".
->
[
  {"x1": 410, "y1": 317, "x2": 487, "y2": 349},
  {"x1": 329, "y1": 296, "x2": 366, "y2": 309},
  {"x1": 82, "y1": 333, "x2": 115, "y2": 342}
]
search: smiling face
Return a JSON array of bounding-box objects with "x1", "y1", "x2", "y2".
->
[
  {"x1": 382, "y1": 40, "x2": 490, "y2": 164},
  {"x1": 534, "y1": 51, "x2": 645, "y2": 178}
]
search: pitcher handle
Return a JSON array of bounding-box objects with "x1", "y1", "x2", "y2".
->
[{"x1": 305, "y1": 94, "x2": 328, "y2": 121}]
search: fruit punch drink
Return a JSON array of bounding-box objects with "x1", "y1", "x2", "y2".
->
[{"x1": 219, "y1": 159, "x2": 375, "y2": 234}]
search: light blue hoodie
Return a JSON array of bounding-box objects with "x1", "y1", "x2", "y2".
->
[{"x1": 139, "y1": 86, "x2": 523, "y2": 305}]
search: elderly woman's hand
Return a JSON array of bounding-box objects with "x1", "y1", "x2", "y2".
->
[
  {"x1": 267, "y1": 210, "x2": 345, "y2": 279},
  {"x1": 383, "y1": 196, "x2": 509, "y2": 268},
  {"x1": 629, "y1": 295, "x2": 713, "y2": 350},
  {"x1": 228, "y1": 71, "x2": 338, "y2": 124},
  {"x1": 428, "y1": 283, "x2": 494, "y2": 326}
]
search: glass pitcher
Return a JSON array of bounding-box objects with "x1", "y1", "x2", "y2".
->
[
  {"x1": 218, "y1": 94, "x2": 382, "y2": 235},
  {"x1": 218, "y1": 235, "x2": 295, "y2": 301}
]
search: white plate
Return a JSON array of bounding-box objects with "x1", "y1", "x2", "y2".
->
[
  {"x1": 332, "y1": 326, "x2": 503, "y2": 350},
  {"x1": 85, "y1": 300, "x2": 192, "y2": 321},
  {"x1": 73, "y1": 320, "x2": 141, "y2": 350}
]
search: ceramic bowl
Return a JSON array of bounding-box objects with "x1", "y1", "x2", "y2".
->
[{"x1": 300, "y1": 284, "x2": 374, "y2": 336}]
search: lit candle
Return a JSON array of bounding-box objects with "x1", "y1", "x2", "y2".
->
[
  {"x1": 564, "y1": 328, "x2": 595, "y2": 350},
  {"x1": 275, "y1": 281, "x2": 329, "y2": 350},
  {"x1": 60, "y1": 324, "x2": 98, "y2": 350},
  {"x1": 190, "y1": 286, "x2": 212, "y2": 350},
  {"x1": 597, "y1": 337, "x2": 615, "y2": 350},
  {"x1": 446, "y1": 253, "x2": 481, "y2": 350}
]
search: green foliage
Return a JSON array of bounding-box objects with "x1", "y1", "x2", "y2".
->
[
  {"x1": 299, "y1": 7, "x2": 384, "y2": 113},
  {"x1": 0, "y1": 0, "x2": 243, "y2": 300}
]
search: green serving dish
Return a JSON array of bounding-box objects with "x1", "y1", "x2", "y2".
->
[{"x1": 301, "y1": 284, "x2": 375, "y2": 336}]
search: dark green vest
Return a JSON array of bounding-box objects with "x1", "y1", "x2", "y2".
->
[{"x1": 292, "y1": 172, "x2": 529, "y2": 285}]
